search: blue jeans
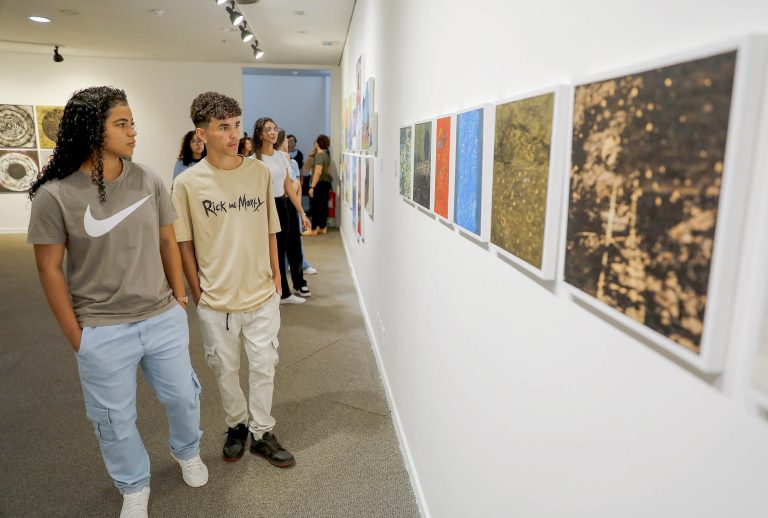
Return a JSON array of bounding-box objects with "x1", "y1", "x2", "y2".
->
[{"x1": 75, "y1": 304, "x2": 202, "y2": 494}]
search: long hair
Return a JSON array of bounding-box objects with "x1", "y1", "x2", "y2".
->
[
  {"x1": 178, "y1": 130, "x2": 207, "y2": 165},
  {"x1": 237, "y1": 137, "x2": 251, "y2": 156},
  {"x1": 275, "y1": 129, "x2": 286, "y2": 151},
  {"x1": 29, "y1": 86, "x2": 128, "y2": 203},
  {"x1": 251, "y1": 117, "x2": 276, "y2": 161}
]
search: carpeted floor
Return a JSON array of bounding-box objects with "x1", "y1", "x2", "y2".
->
[{"x1": 0, "y1": 230, "x2": 419, "y2": 518}]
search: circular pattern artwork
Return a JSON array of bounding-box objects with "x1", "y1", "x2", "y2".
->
[
  {"x1": 0, "y1": 152, "x2": 38, "y2": 192},
  {"x1": 0, "y1": 105, "x2": 36, "y2": 148}
]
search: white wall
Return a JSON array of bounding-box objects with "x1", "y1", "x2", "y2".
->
[
  {"x1": 0, "y1": 51, "x2": 339, "y2": 232},
  {"x1": 340, "y1": 1, "x2": 768, "y2": 517},
  {"x1": 242, "y1": 71, "x2": 330, "y2": 159}
]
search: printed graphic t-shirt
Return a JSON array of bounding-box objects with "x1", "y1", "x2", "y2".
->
[
  {"x1": 27, "y1": 160, "x2": 177, "y2": 327},
  {"x1": 172, "y1": 157, "x2": 281, "y2": 312}
]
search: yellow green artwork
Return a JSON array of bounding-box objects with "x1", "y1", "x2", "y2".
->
[{"x1": 491, "y1": 93, "x2": 554, "y2": 269}]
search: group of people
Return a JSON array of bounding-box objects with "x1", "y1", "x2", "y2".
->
[{"x1": 26, "y1": 86, "x2": 331, "y2": 517}]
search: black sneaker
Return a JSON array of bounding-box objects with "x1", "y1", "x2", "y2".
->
[
  {"x1": 223, "y1": 424, "x2": 248, "y2": 462},
  {"x1": 249, "y1": 432, "x2": 295, "y2": 468},
  {"x1": 296, "y1": 285, "x2": 311, "y2": 297}
]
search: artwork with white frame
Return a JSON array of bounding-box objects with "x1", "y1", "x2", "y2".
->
[
  {"x1": 454, "y1": 103, "x2": 494, "y2": 242},
  {"x1": 489, "y1": 85, "x2": 570, "y2": 279},
  {"x1": 558, "y1": 36, "x2": 768, "y2": 373},
  {"x1": 433, "y1": 112, "x2": 456, "y2": 224}
]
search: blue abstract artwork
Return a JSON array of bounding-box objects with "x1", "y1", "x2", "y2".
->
[{"x1": 454, "y1": 108, "x2": 484, "y2": 234}]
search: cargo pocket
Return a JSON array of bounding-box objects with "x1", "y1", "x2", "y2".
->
[
  {"x1": 84, "y1": 403, "x2": 117, "y2": 443},
  {"x1": 191, "y1": 371, "x2": 202, "y2": 408},
  {"x1": 270, "y1": 337, "x2": 280, "y2": 372}
]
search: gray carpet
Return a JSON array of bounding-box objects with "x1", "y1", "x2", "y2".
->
[{"x1": 0, "y1": 230, "x2": 419, "y2": 518}]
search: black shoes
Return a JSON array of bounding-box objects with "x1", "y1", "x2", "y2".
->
[
  {"x1": 249, "y1": 432, "x2": 296, "y2": 468},
  {"x1": 222, "y1": 423, "x2": 248, "y2": 462}
]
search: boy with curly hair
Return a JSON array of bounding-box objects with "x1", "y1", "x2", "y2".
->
[{"x1": 172, "y1": 91, "x2": 295, "y2": 467}]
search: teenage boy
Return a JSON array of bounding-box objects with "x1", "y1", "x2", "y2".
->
[{"x1": 171, "y1": 92, "x2": 295, "y2": 468}]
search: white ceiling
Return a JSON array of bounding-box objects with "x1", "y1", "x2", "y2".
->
[{"x1": 0, "y1": 0, "x2": 355, "y2": 65}]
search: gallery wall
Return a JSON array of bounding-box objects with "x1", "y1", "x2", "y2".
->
[
  {"x1": 338, "y1": 1, "x2": 768, "y2": 517},
  {"x1": 0, "y1": 51, "x2": 339, "y2": 232}
]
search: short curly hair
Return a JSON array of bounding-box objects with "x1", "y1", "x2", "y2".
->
[{"x1": 190, "y1": 91, "x2": 241, "y2": 127}]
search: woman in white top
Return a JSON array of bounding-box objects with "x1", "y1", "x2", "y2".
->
[{"x1": 252, "y1": 117, "x2": 311, "y2": 304}]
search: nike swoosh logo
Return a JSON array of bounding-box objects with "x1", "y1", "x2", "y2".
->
[{"x1": 84, "y1": 194, "x2": 153, "y2": 237}]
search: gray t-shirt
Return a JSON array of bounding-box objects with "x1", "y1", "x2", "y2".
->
[{"x1": 27, "y1": 159, "x2": 177, "y2": 327}]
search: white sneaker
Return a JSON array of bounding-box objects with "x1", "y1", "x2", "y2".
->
[
  {"x1": 120, "y1": 486, "x2": 149, "y2": 518},
  {"x1": 280, "y1": 294, "x2": 306, "y2": 305},
  {"x1": 174, "y1": 454, "x2": 209, "y2": 488},
  {"x1": 304, "y1": 266, "x2": 318, "y2": 275}
]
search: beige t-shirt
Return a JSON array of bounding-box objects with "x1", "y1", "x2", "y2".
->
[{"x1": 172, "y1": 157, "x2": 281, "y2": 312}]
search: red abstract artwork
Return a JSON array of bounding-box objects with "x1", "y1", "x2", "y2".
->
[{"x1": 434, "y1": 116, "x2": 451, "y2": 218}]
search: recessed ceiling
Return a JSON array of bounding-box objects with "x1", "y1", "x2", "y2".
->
[{"x1": 0, "y1": 0, "x2": 355, "y2": 65}]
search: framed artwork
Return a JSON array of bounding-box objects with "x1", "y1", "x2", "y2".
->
[
  {"x1": 0, "y1": 105, "x2": 36, "y2": 148},
  {"x1": 35, "y1": 105, "x2": 64, "y2": 149},
  {"x1": 365, "y1": 157, "x2": 374, "y2": 219},
  {"x1": 454, "y1": 104, "x2": 493, "y2": 240},
  {"x1": 368, "y1": 113, "x2": 378, "y2": 156},
  {"x1": 362, "y1": 84, "x2": 370, "y2": 152},
  {"x1": 399, "y1": 125, "x2": 413, "y2": 200},
  {"x1": 560, "y1": 37, "x2": 767, "y2": 372},
  {"x1": 351, "y1": 156, "x2": 358, "y2": 231},
  {"x1": 356, "y1": 156, "x2": 364, "y2": 240},
  {"x1": 434, "y1": 114, "x2": 455, "y2": 222},
  {"x1": 490, "y1": 86, "x2": 570, "y2": 279},
  {"x1": 0, "y1": 149, "x2": 39, "y2": 193},
  {"x1": 413, "y1": 120, "x2": 433, "y2": 211}
]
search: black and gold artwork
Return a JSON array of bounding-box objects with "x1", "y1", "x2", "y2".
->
[
  {"x1": 565, "y1": 51, "x2": 737, "y2": 353},
  {"x1": 36, "y1": 106, "x2": 65, "y2": 149}
]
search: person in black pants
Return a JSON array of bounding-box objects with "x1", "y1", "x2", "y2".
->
[
  {"x1": 253, "y1": 119, "x2": 311, "y2": 304},
  {"x1": 305, "y1": 134, "x2": 333, "y2": 235}
]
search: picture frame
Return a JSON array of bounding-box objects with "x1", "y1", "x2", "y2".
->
[{"x1": 558, "y1": 35, "x2": 768, "y2": 373}]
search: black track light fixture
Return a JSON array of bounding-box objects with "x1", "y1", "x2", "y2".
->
[
  {"x1": 251, "y1": 43, "x2": 264, "y2": 59},
  {"x1": 53, "y1": 46, "x2": 64, "y2": 63},
  {"x1": 226, "y1": 2, "x2": 243, "y2": 26},
  {"x1": 240, "y1": 23, "x2": 254, "y2": 43}
]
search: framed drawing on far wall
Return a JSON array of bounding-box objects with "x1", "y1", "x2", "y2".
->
[
  {"x1": 399, "y1": 125, "x2": 413, "y2": 200},
  {"x1": 413, "y1": 119, "x2": 434, "y2": 212},
  {"x1": 560, "y1": 36, "x2": 768, "y2": 372},
  {"x1": 490, "y1": 85, "x2": 570, "y2": 279},
  {"x1": 454, "y1": 104, "x2": 493, "y2": 241},
  {"x1": 434, "y1": 113, "x2": 455, "y2": 223}
]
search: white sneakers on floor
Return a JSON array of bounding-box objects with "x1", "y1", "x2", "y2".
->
[
  {"x1": 119, "y1": 455, "x2": 208, "y2": 517},
  {"x1": 280, "y1": 294, "x2": 305, "y2": 305},
  {"x1": 120, "y1": 486, "x2": 150, "y2": 518},
  {"x1": 304, "y1": 266, "x2": 318, "y2": 275},
  {"x1": 174, "y1": 454, "x2": 209, "y2": 488}
]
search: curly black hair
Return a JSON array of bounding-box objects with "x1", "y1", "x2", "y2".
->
[
  {"x1": 28, "y1": 86, "x2": 127, "y2": 203},
  {"x1": 252, "y1": 117, "x2": 276, "y2": 160},
  {"x1": 190, "y1": 92, "x2": 241, "y2": 127},
  {"x1": 177, "y1": 130, "x2": 207, "y2": 165}
]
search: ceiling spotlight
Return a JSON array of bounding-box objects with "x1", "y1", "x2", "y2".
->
[
  {"x1": 28, "y1": 15, "x2": 51, "y2": 23},
  {"x1": 215, "y1": 0, "x2": 227, "y2": 4},
  {"x1": 226, "y1": 3, "x2": 243, "y2": 25},
  {"x1": 251, "y1": 44, "x2": 264, "y2": 59},
  {"x1": 239, "y1": 24, "x2": 254, "y2": 43},
  {"x1": 53, "y1": 46, "x2": 64, "y2": 63}
]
